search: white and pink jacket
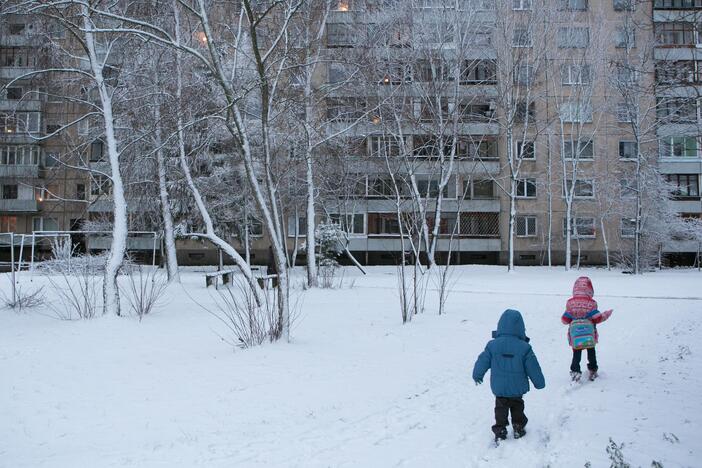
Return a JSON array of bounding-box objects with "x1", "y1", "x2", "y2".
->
[{"x1": 561, "y1": 277, "x2": 612, "y2": 347}]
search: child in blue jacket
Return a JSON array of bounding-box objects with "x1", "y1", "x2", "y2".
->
[{"x1": 472, "y1": 309, "x2": 545, "y2": 441}]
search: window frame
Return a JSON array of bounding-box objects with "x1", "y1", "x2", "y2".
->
[
  {"x1": 516, "y1": 178, "x2": 537, "y2": 198},
  {"x1": 516, "y1": 215, "x2": 538, "y2": 237}
]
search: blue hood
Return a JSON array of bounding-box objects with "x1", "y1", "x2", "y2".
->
[{"x1": 492, "y1": 309, "x2": 528, "y2": 341}]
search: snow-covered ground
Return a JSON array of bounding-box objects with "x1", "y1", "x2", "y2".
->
[{"x1": 1, "y1": 266, "x2": 700, "y2": 467}]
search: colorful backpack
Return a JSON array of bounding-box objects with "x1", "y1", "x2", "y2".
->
[{"x1": 569, "y1": 319, "x2": 596, "y2": 350}]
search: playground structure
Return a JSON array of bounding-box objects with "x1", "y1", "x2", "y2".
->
[{"x1": 0, "y1": 230, "x2": 160, "y2": 286}]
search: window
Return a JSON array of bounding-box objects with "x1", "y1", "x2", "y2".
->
[
  {"x1": 655, "y1": 23, "x2": 698, "y2": 46},
  {"x1": 457, "y1": 103, "x2": 495, "y2": 123},
  {"x1": 558, "y1": 27, "x2": 589, "y2": 48},
  {"x1": 413, "y1": 136, "x2": 446, "y2": 157},
  {"x1": 0, "y1": 216, "x2": 17, "y2": 232},
  {"x1": 76, "y1": 184, "x2": 86, "y2": 201},
  {"x1": 620, "y1": 218, "x2": 636, "y2": 238},
  {"x1": 0, "y1": 146, "x2": 40, "y2": 165},
  {"x1": 461, "y1": 60, "x2": 496, "y2": 85},
  {"x1": 245, "y1": 218, "x2": 262, "y2": 236},
  {"x1": 514, "y1": 64, "x2": 535, "y2": 86},
  {"x1": 516, "y1": 141, "x2": 535, "y2": 159},
  {"x1": 516, "y1": 178, "x2": 537, "y2": 198},
  {"x1": 657, "y1": 98, "x2": 697, "y2": 123},
  {"x1": 616, "y1": 102, "x2": 633, "y2": 122},
  {"x1": 661, "y1": 137, "x2": 698, "y2": 158},
  {"x1": 613, "y1": 0, "x2": 634, "y2": 10},
  {"x1": 467, "y1": 26, "x2": 492, "y2": 46},
  {"x1": 333, "y1": 0, "x2": 356, "y2": 11},
  {"x1": 330, "y1": 213, "x2": 365, "y2": 235},
  {"x1": 368, "y1": 178, "x2": 396, "y2": 197},
  {"x1": 418, "y1": 98, "x2": 450, "y2": 123},
  {"x1": 562, "y1": 139, "x2": 594, "y2": 160},
  {"x1": 620, "y1": 179, "x2": 637, "y2": 198},
  {"x1": 563, "y1": 217, "x2": 596, "y2": 238},
  {"x1": 378, "y1": 61, "x2": 412, "y2": 85},
  {"x1": 564, "y1": 179, "x2": 595, "y2": 198},
  {"x1": 35, "y1": 185, "x2": 57, "y2": 201},
  {"x1": 327, "y1": 23, "x2": 355, "y2": 47},
  {"x1": 0, "y1": 48, "x2": 37, "y2": 67},
  {"x1": 516, "y1": 216, "x2": 537, "y2": 237},
  {"x1": 368, "y1": 213, "x2": 401, "y2": 235},
  {"x1": 44, "y1": 152, "x2": 59, "y2": 167},
  {"x1": 615, "y1": 26, "x2": 636, "y2": 48},
  {"x1": 287, "y1": 215, "x2": 306, "y2": 237},
  {"x1": 515, "y1": 101, "x2": 536, "y2": 122},
  {"x1": 326, "y1": 98, "x2": 365, "y2": 121},
  {"x1": 416, "y1": 23, "x2": 455, "y2": 45},
  {"x1": 2, "y1": 185, "x2": 19, "y2": 200},
  {"x1": 89, "y1": 140, "x2": 104, "y2": 162},
  {"x1": 0, "y1": 112, "x2": 40, "y2": 134},
  {"x1": 616, "y1": 65, "x2": 639, "y2": 84},
  {"x1": 32, "y1": 217, "x2": 59, "y2": 232},
  {"x1": 456, "y1": 139, "x2": 498, "y2": 159},
  {"x1": 9, "y1": 24, "x2": 26, "y2": 35},
  {"x1": 463, "y1": 179, "x2": 495, "y2": 199},
  {"x1": 619, "y1": 141, "x2": 638, "y2": 160},
  {"x1": 560, "y1": 0, "x2": 588, "y2": 10},
  {"x1": 416, "y1": 59, "x2": 451, "y2": 83},
  {"x1": 560, "y1": 63, "x2": 591, "y2": 85},
  {"x1": 513, "y1": 0, "x2": 532, "y2": 10},
  {"x1": 459, "y1": 212, "x2": 500, "y2": 237},
  {"x1": 5, "y1": 87, "x2": 22, "y2": 100},
  {"x1": 369, "y1": 136, "x2": 401, "y2": 157},
  {"x1": 656, "y1": 61, "x2": 702, "y2": 84},
  {"x1": 655, "y1": 0, "x2": 702, "y2": 8},
  {"x1": 513, "y1": 26, "x2": 532, "y2": 47},
  {"x1": 559, "y1": 102, "x2": 592, "y2": 122},
  {"x1": 328, "y1": 63, "x2": 357, "y2": 84},
  {"x1": 667, "y1": 174, "x2": 700, "y2": 198},
  {"x1": 90, "y1": 175, "x2": 110, "y2": 196},
  {"x1": 416, "y1": 177, "x2": 455, "y2": 198}
]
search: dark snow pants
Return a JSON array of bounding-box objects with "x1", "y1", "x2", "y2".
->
[
  {"x1": 492, "y1": 396, "x2": 528, "y2": 436},
  {"x1": 570, "y1": 347, "x2": 598, "y2": 373}
]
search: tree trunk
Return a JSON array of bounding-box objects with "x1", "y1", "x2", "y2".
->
[
  {"x1": 153, "y1": 98, "x2": 179, "y2": 283},
  {"x1": 81, "y1": 7, "x2": 127, "y2": 316},
  {"x1": 305, "y1": 152, "x2": 317, "y2": 286}
]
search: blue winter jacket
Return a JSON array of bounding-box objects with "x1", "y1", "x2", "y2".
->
[{"x1": 472, "y1": 309, "x2": 546, "y2": 398}]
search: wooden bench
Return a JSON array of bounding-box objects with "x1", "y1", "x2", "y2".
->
[
  {"x1": 256, "y1": 274, "x2": 278, "y2": 289},
  {"x1": 205, "y1": 270, "x2": 236, "y2": 288},
  {"x1": 205, "y1": 266, "x2": 267, "y2": 289}
]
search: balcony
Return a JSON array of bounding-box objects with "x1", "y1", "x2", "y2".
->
[
  {"x1": 0, "y1": 67, "x2": 36, "y2": 81},
  {"x1": 0, "y1": 199, "x2": 38, "y2": 212},
  {"x1": 0, "y1": 99, "x2": 41, "y2": 112},
  {"x1": 86, "y1": 235, "x2": 159, "y2": 251},
  {"x1": 0, "y1": 165, "x2": 39, "y2": 178}
]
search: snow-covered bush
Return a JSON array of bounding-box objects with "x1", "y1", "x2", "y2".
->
[
  {"x1": 45, "y1": 260, "x2": 102, "y2": 320},
  {"x1": 0, "y1": 280, "x2": 44, "y2": 312},
  {"x1": 37, "y1": 252, "x2": 135, "y2": 276},
  {"x1": 315, "y1": 222, "x2": 344, "y2": 289},
  {"x1": 50, "y1": 237, "x2": 75, "y2": 263},
  {"x1": 205, "y1": 275, "x2": 281, "y2": 349},
  {"x1": 123, "y1": 266, "x2": 168, "y2": 321}
]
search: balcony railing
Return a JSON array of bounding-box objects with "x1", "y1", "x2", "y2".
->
[
  {"x1": 0, "y1": 165, "x2": 39, "y2": 178},
  {"x1": 0, "y1": 199, "x2": 38, "y2": 212}
]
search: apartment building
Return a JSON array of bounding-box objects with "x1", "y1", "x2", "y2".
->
[
  {"x1": 653, "y1": 0, "x2": 702, "y2": 264},
  {"x1": 0, "y1": 15, "x2": 90, "y2": 262},
  {"x1": 313, "y1": 0, "x2": 673, "y2": 266},
  {"x1": 1, "y1": 1, "x2": 698, "y2": 268}
]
